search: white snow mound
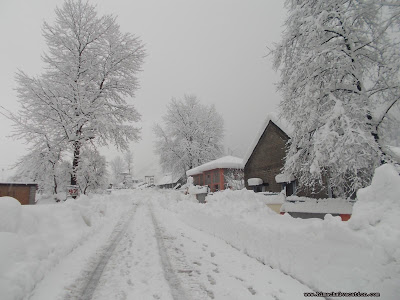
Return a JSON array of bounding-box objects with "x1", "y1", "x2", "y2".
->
[{"x1": 0, "y1": 197, "x2": 22, "y2": 233}]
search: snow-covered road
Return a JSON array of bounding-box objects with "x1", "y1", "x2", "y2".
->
[
  {"x1": 27, "y1": 191, "x2": 315, "y2": 300},
  {"x1": 4, "y1": 167, "x2": 399, "y2": 300}
]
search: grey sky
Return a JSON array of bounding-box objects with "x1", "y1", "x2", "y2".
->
[{"x1": 0, "y1": 0, "x2": 286, "y2": 179}]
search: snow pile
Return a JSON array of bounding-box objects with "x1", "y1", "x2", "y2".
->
[
  {"x1": 0, "y1": 192, "x2": 134, "y2": 300},
  {"x1": 349, "y1": 164, "x2": 400, "y2": 264},
  {"x1": 188, "y1": 185, "x2": 208, "y2": 195},
  {"x1": 0, "y1": 197, "x2": 22, "y2": 233},
  {"x1": 156, "y1": 170, "x2": 400, "y2": 299},
  {"x1": 203, "y1": 189, "x2": 277, "y2": 219}
]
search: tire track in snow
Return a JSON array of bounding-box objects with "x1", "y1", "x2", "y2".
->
[
  {"x1": 75, "y1": 202, "x2": 140, "y2": 300},
  {"x1": 149, "y1": 203, "x2": 192, "y2": 300}
]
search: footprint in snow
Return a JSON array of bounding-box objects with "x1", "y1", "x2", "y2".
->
[
  {"x1": 207, "y1": 274, "x2": 216, "y2": 285},
  {"x1": 248, "y1": 286, "x2": 256, "y2": 295}
]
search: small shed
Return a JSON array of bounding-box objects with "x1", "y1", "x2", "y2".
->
[
  {"x1": 156, "y1": 173, "x2": 185, "y2": 189},
  {"x1": 0, "y1": 182, "x2": 38, "y2": 205}
]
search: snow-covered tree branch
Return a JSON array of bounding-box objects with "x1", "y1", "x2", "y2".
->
[
  {"x1": 9, "y1": 0, "x2": 145, "y2": 188},
  {"x1": 272, "y1": 0, "x2": 400, "y2": 197},
  {"x1": 154, "y1": 95, "x2": 224, "y2": 177}
]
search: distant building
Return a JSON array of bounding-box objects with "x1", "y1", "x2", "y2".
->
[
  {"x1": 156, "y1": 174, "x2": 185, "y2": 189},
  {"x1": 144, "y1": 175, "x2": 155, "y2": 186},
  {"x1": 186, "y1": 156, "x2": 244, "y2": 192}
]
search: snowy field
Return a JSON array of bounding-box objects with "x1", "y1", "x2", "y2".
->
[{"x1": 0, "y1": 164, "x2": 399, "y2": 300}]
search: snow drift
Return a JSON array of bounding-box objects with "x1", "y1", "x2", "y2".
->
[
  {"x1": 157, "y1": 164, "x2": 400, "y2": 299},
  {"x1": 0, "y1": 192, "x2": 134, "y2": 300}
]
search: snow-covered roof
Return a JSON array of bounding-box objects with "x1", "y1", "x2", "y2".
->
[
  {"x1": 156, "y1": 173, "x2": 182, "y2": 186},
  {"x1": 281, "y1": 197, "x2": 353, "y2": 214},
  {"x1": 0, "y1": 182, "x2": 37, "y2": 186},
  {"x1": 186, "y1": 156, "x2": 244, "y2": 176},
  {"x1": 243, "y1": 112, "x2": 293, "y2": 166},
  {"x1": 248, "y1": 178, "x2": 263, "y2": 186},
  {"x1": 275, "y1": 173, "x2": 295, "y2": 183}
]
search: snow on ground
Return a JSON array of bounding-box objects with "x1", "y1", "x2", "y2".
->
[
  {"x1": 0, "y1": 192, "x2": 134, "y2": 300},
  {"x1": 0, "y1": 164, "x2": 399, "y2": 300},
  {"x1": 158, "y1": 165, "x2": 400, "y2": 299}
]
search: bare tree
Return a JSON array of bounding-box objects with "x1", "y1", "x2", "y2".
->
[{"x1": 9, "y1": 0, "x2": 145, "y2": 187}]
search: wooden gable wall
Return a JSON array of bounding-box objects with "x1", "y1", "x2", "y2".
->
[{"x1": 244, "y1": 121, "x2": 289, "y2": 193}]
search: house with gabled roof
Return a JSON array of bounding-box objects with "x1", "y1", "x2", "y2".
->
[
  {"x1": 244, "y1": 113, "x2": 329, "y2": 198},
  {"x1": 186, "y1": 156, "x2": 244, "y2": 192}
]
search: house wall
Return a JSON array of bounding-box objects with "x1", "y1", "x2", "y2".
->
[
  {"x1": 244, "y1": 121, "x2": 329, "y2": 199},
  {"x1": 203, "y1": 168, "x2": 225, "y2": 192},
  {"x1": 192, "y1": 168, "x2": 229, "y2": 192},
  {"x1": 244, "y1": 122, "x2": 288, "y2": 193},
  {"x1": 0, "y1": 184, "x2": 37, "y2": 205}
]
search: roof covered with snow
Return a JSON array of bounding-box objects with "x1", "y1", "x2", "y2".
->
[
  {"x1": 156, "y1": 173, "x2": 183, "y2": 186},
  {"x1": 275, "y1": 173, "x2": 295, "y2": 183},
  {"x1": 186, "y1": 156, "x2": 244, "y2": 176},
  {"x1": 243, "y1": 113, "x2": 293, "y2": 166}
]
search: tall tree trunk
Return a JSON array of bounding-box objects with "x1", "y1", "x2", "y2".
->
[{"x1": 71, "y1": 140, "x2": 81, "y2": 186}]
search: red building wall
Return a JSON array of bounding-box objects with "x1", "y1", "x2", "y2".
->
[{"x1": 192, "y1": 168, "x2": 225, "y2": 192}]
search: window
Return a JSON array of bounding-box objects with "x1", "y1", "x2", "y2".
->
[
  {"x1": 213, "y1": 170, "x2": 219, "y2": 184},
  {"x1": 205, "y1": 174, "x2": 211, "y2": 185}
]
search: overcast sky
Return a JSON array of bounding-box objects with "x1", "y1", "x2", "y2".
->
[{"x1": 0, "y1": 0, "x2": 286, "y2": 179}]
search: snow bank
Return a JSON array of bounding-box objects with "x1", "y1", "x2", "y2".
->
[
  {"x1": 188, "y1": 185, "x2": 208, "y2": 195},
  {"x1": 0, "y1": 197, "x2": 22, "y2": 233},
  {"x1": 0, "y1": 191, "x2": 134, "y2": 300},
  {"x1": 349, "y1": 164, "x2": 400, "y2": 266},
  {"x1": 156, "y1": 168, "x2": 400, "y2": 299}
]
